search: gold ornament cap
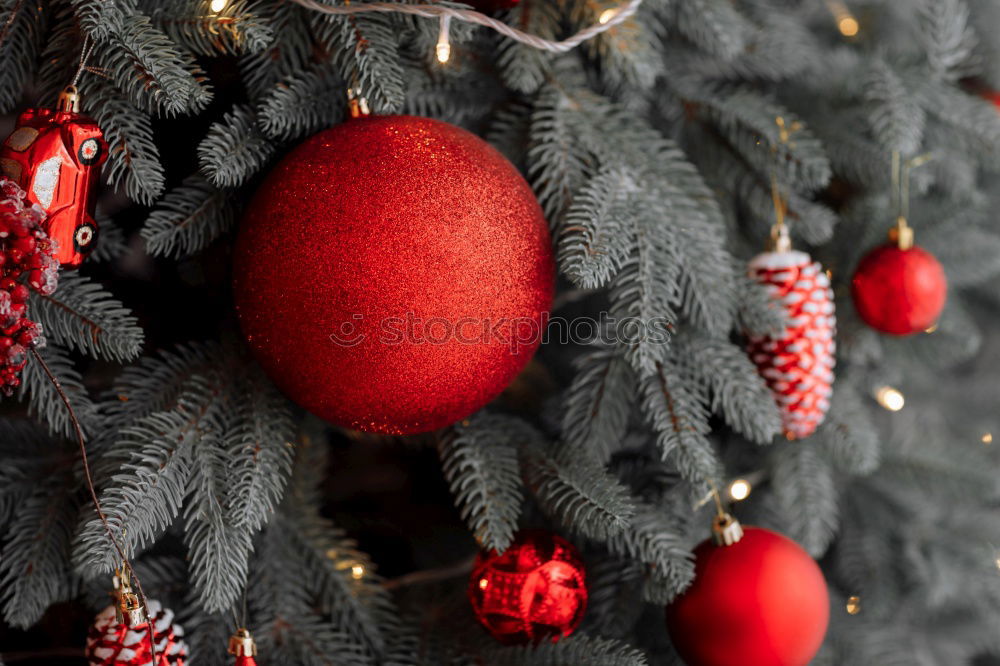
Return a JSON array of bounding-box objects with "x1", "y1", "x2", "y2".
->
[
  {"x1": 347, "y1": 86, "x2": 370, "y2": 119},
  {"x1": 711, "y1": 512, "x2": 744, "y2": 546},
  {"x1": 228, "y1": 628, "x2": 258, "y2": 657},
  {"x1": 57, "y1": 86, "x2": 81, "y2": 113},
  {"x1": 889, "y1": 217, "x2": 914, "y2": 250}
]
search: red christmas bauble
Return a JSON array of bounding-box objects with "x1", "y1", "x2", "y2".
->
[
  {"x1": 468, "y1": 530, "x2": 588, "y2": 645},
  {"x1": 666, "y1": 527, "x2": 829, "y2": 666},
  {"x1": 0, "y1": 88, "x2": 108, "y2": 267},
  {"x1": 851, "y1": 243, "x2": 946, "y2": 335},
  {"x1": 86, "y1": 599, "x2": 188, "y2": 666},
  {"x1": 233, "y1": 115, "x2": 553, "y2": 434},
  {"x1": 747, "y1": 250, "x2": 835, "y2": 440}
]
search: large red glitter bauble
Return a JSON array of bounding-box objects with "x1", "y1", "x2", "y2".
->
[
  {"x1": 666, "y1": 527, "x2": 830, "y2": 666},
  {"x1": 233, "y1": 115, "x2": 554, "y2": 434},
  {"x1": 86, "y1": 600, "x2": 187, "y2": 666},
  {"x1": 851, "y1": 243, "x2": 947, "y2": 335},
  {"x1": 468, "y1": 530, "x2": 588, "y2": 645},
  {"x1": 747, "y1": 250, "x2": 835, "y2": 440}
]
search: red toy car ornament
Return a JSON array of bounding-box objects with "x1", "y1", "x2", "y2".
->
[{"x1": 0, "y1": 86, "x2": 108, "y2": 267}]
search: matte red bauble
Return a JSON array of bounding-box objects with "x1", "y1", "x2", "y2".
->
[
  {"x1": 468, "y1": 530, "x2": 587, "y2": 645},
  {"x1": 86, "y1": 599, "x2": 187, "y2": 666},
  {"x1": 233, "y1": 115, "x2": 554, "y2": 434},
  {"x1": 666, "y1": 526, "x2": 829, "y2": 666},
  {"x1": 851, "y1": 243, "x2": 946, "y2": 335}
]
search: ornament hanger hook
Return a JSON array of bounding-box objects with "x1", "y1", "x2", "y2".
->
[
  {"x1": 766, "y1": 117, "x2": 801, "y2": 252},
  {"x1": 889, "y1": 151, "x2": 934, "y2": 250}
]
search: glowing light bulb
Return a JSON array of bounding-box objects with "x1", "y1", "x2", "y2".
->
[
  {"x1": 479, "y1": 578, "x2": 489, "y2": 590},
  {"x1": 436, "y1": 15, "x2": 451, "y2": 64},
  {"x1": 875, "y1": 386, "x2": 904, "y2": 412},
  {"x1": 983, "y1": 433, "x2": 993, "y2": 444},
  {"x1": 210, "y1": 0, "x2": 227, "y2": 12},
  {"x1": 846, "y1": 596, "x2": 861, "y2": 615},
  {"x1": 351, "y1": 564, "x2": 365, "y2": 580},
  {"x1": 925, "y1": 323, "x2": 938, "y2": 333},
  {"x1": 728, "y1": 479, "x2": 751, "y2": 501},
  {"x1": 598, "y1": 8, "x2": 617, "y2": 24},
  {"x1": 838, "y1": 16, "x2": 859, "y2": 36}
]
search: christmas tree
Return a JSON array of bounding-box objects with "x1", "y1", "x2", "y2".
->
[{"x1": 1, "y1": 0, "x2": 1000, "y2": 664}]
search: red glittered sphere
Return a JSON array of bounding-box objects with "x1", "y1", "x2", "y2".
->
[
  {"x1": 468, "y1": 530, "x2": 588, "y2": 645},
  {"x1": 233, "y1": 115, "x2": 554, "y2": 434},
  {"x1": 851, "y1": 243, "x2": 947, "y2": 335},
  {"x1": 666, "y1": 527, "x2": 830, "y2": 666}
]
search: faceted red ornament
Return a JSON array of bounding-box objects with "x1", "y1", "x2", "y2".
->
[
  {"x1": 747, "y1": 250, "x2": 835, "y2": 440},
  {"x1": 468, "y1": 530, "x2": 587, "y2": 645},
  {"x1": 86, "y1": 599, "x2": 188, "y2": 666},
  {"x1": 666, "y1": 527, "x2": 830, "y2": 666},
  {"x1": 233, "y1": 115, "x2": 554, "y2": 434},
  {"x1": 0, "y1": 87, "x2": 107, "y2": 267},
  {"x1": 851, "y1": 243, "x2": 946, "y2": 335},
  {"x1": 0, "y1": 178, "x2": 58, "y2": 395}
]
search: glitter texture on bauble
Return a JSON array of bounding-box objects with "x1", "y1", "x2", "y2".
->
[{"x1": 233, "y1": 115, "x2": 554, "y2": 434}]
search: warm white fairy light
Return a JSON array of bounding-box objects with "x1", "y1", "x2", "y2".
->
[
  {"x1": 351, "y1": 564, "x2": 366, "y2": 579},
  {"x1": 210, "y1": 0, "x2": 228, "y2": 12},
  {"x1": 875, "y1": 386, "x2": 905, "y2": 412},
  {"x1": 846, "y1": 595, "x2": 861, "y2": 614},
  {"x1": 826, "y1": 0, "x2": 859, "y2": 37},
  {"x1": 290, "y1": 0, "x2": 642, "y2": 56},
  {"x1": 436, "y1": 15, "x2": 452, "y2": 63},
  {"x1": 983, "y1": 432, "x2": 993, "y2": 444},
  {"x1": 479, "y1": 577, "x2": 489, "y2": 590},
  {"x1": 728, "y1": 479, "x2": 752, "y2": 501},
  {"x1": 598, "y1": 8, "x2": 617, "y2": 24},
  {"x1": 924, "y1": 323, "x2": 938, "y2": 333}
]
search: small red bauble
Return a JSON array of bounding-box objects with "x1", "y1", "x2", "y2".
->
[
  {"x1": 468, "y1": 530, "x2": 587, "y2": 645},
  {"x1": 0, "y1": 87, "x2": 107, "y2": 267},
  {"x1": 747, "y1": 250, "x2": 835, "y2": 440},
  {"x1": 851, "y1": 243, "x2": 946, "y2": 335},
  {"x1": 86, "y1": 599, "x2": 188, "y2": 666},
  {"x1": 233, "y1": 115, "x2": 554, "y2": 434},
  {"x1": 666, "y1": 527, "x2": 830, "y2": 666}
]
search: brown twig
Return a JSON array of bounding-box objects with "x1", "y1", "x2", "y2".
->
[{"x1": 29, "y1": 348, "x2": 159, "y2": 665}]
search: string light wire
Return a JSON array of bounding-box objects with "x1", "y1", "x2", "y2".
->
[{"x1": 289, "y1": 0, "x2": 643, "y2": 54}]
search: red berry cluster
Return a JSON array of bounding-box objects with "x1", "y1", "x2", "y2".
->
[{"x1": 0, "y1": 178, "x2": 59, "y2": 394}]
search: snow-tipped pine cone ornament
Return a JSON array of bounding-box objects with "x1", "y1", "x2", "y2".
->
[
  {"x1": 0, "y1": 177, "x2": 58, "y2": 394},
  {"x1": 747, "y1": 250, "x2": 835, "y2": 439},
  {"x1": 86, "y1": 599, "x2": 188, "y2": 666}
]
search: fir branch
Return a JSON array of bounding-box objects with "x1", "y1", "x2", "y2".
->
[
  {"x1": 496, "y1": 0, "x2": 560, "y2": 95},
  {"x1": 30, "y1": 273, "x2": 144, "y2": 363},
  {"x1": 95, "y1": 11, "x2": 211, "y2": 116},
  {"x1": 0, "y1": 477, "x2": 77, "y2": 628},
  {"x1": 141, "y1": 174, "x2": 236, "y2": 258},
  {"x1": 88, "y1": 214, "x2": 130, "y2": 264},
  {"x1": 70, "y1": 0, "x2": 138, "y2": 40},
  {"x1": 561, "y1": 347, "x2": 637, "y2": 463},
  {"x1": 19, "y1": 344, "x2": 99, "y2": 441},
  {"x1": 440, "y1": 414, "x2": 526, "y2": 552},
  {"x1": 672, "y1": 334, "x2": 782, "y2": 444},
  {"x1": 639, "y1": 361, "x2": 719, "y2": 484},
  {"x1": 770, "y1": 442, "x2": 839, "y2": 557},
  {"x1": 316, "y1": 12, "x2": 406, "y2": 114},
  {"x1": 184, "y1": 432, "x2": 253, "y2": 613},
  {"x1": 81, "y1": 78, "x2": 166, "y2": 205},
  {"x1": 523, "y1": 443, "x2": 635, "y2": 542},
  {"x1": 607, "y1": 241, "x2": 675, "y2": 376},
  {"x1": 528, "y1": 86, "x2": 594, "y2": 222},
  {"x1": 224, "y1": 366, "x2": 295, "y2": 531},
  {"x1": 149, "y1": 0, "x2": 275, "y2": 55},
  {"x1": 198, "y1": 105, "x2": 276, "y2": 188},
  {"x1": 0, "y1": 0, "x2": 45, "y2": 114},
  {"x1": 605, "y1": 502, "x2": 694, "y2": 601},
  {"x1": 864, "y1": 59, "x2": 926, "y2": 156},
  {"x1": 918, "y1": 0, "x2": 978, "y2": 81},
  {"x1": 817, "y1": 385, "x2": 880, "y2": 476},
  {"x1": 665, "y1": 0, "x2": 750, "y2": 60},
  {"x1": 256, "y1": 65, "x2": 345, "y2": 140},
  {"x1": 558, "y1": 168, "x2": 640, "y2": 289}
]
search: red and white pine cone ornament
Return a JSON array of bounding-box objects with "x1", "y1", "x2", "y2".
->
[
  {"x1": 85, "y1": 599, "x2": 188, "y2": 666},
  {"x1": 747, "y1": 250, "x2": 835, "y2": 440},
  {"x1": 0, "y1": 177, "x2": 59, "y2": 394}
]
